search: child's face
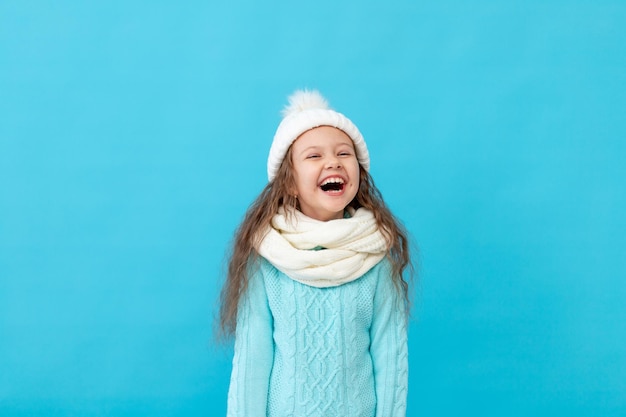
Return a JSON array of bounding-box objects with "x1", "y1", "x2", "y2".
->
[{"x1": 290, "y1": 126, "x2": 360, "y2": 221}]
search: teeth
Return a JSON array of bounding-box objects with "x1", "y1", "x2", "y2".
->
[{"x1": 321, "y1": 177, "x2": 344, "y2": 186}]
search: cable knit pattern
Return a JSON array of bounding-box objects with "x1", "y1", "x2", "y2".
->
[{"x1": 227, "y1": 258, "x2": 408, "y2": 417}]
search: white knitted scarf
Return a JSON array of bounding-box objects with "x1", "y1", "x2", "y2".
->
[{"x1": 256, "y1": 207, "x2": 388, "y2": 288}]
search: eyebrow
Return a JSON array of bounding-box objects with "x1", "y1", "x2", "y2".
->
[
  {"x1": 297, "y1": 141, "x2": 354, "y2": 155},
  {"x1": 297, "y1": 145, "x2": 321, "y2": 156}
]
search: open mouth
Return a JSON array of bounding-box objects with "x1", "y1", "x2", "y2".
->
[{"x1": 320, "y1": 177, "x2": 345, "y2": 193}]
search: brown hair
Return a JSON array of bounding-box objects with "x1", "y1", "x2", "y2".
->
[{"x1": 217, "y1": 147, "x2": 413, "y2": 339}]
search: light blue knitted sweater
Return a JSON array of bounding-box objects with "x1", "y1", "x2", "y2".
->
[{"x1": 227, "y1": 257, "x2": 408, "y2": 417}]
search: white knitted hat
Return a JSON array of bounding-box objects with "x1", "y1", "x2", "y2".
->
[{"x1": 267, "y1": 90, "x2": 370, "y2": 181}]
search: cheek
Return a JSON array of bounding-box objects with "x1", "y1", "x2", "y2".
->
[
  {"x1": 290, "y1": 173, "x2": 302, "y2": 195},
  {"x1": 291, "y1": 170, "x2": 312, "y2": 195},
  {"x1": 350, "y1": 163, "x2": 361, "y2": 184},
  {"x1": 295, "y1": 166, "x2": 316, "y2": 185},
  {"x1": 352, "y1": 167, "x2": 361, "y2": 195}
]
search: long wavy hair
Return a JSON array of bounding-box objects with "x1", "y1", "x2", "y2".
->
[{"x1": 217, "y1": 145, "x2": 413, "y2": 340}]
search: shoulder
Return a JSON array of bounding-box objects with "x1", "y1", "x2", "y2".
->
[
  {"x1": 256, "y1": 256, "x2": 281, "y2": 279},
  {"x1": 248, "y1": 256, "x2": 284, "y2": 294},
  {"x1": 364, "y1": 257, "x2": 393, "y2": 284},
  {"x1": 242, "y1": 257, "x2": 277, "y2": 300},
  {"x1": 343, "y1": 257, "x2": 393, "y2": 294},
  {"x1": 370, "y1": 257, "x2": 400, "y2": 301},
  {"x1": 248, "y1": 256, "x2": 279, "y2": 278},
  {"x1": 373, "y1": 256, "x2": 393, "y2": 274}
]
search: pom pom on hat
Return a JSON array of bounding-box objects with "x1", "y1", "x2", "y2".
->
[
  {"x1": 281, "y1": 90, "x2": 330, "y2": 117},
  {"x1": 267, "y1": 89, "x2": 370, "y2": 182}
]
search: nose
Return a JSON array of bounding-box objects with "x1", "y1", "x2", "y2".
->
[{"x1": 326, "y1": 155, "x2": 341, "y2": 169}]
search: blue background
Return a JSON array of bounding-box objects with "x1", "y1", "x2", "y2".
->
[{"x1": 1, "y1": 1, "x2": 625, "y2": 416}]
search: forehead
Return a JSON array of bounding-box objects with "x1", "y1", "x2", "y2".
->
[{"x1": 292, "y1": 126, "x2": 354, "y2": 149}]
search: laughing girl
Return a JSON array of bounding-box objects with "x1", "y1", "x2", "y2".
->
[{"x1": 219, "y1": 90, "x2": 412, "y2": 417}]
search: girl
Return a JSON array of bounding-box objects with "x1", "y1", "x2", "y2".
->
[{"x1": 219, "y1": 90, "x2": 412, "y2": 417}]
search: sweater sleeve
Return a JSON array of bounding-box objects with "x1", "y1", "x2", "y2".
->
[
  {"x1": 226, "y1": 266, "x2": 275, "y2": 417},
  {"x1": 370, "y1": 261, "x2": 409, "y2": 417}
]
